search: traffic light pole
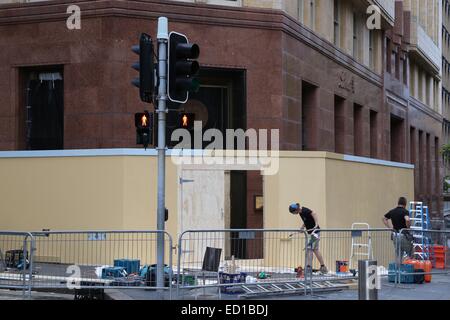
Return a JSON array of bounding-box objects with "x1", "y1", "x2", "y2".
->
[{"x1": 156, "y1": 17, "x2": 168, "y2": 292}]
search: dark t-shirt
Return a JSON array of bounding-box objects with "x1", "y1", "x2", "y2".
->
[
  {"x1": 384, "y1": 207, "x2": 409, "y2": 232},
  {"x1": 299, "y1": 207, "x2": 320, "y2": 234}
]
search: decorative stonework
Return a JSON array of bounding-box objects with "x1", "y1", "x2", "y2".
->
[{"x1": 337, "y1": 71, "x2": 355, "y2": 94}]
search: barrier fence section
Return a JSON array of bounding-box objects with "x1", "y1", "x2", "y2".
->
[
  {"x1": 177, "y1": 229, "x2": 308, "y2": 297},
  {"x1": 2, "y1": 228, "x2": 448, "y2": 299},
  {"x1": 176, "y1": 228, "x2": 400, "y2": 298},
  {"x1": 308, "y1": 229, "x2": 395, "y2": 283},
  {"x1": 0, "y1": 231, "x2": 33, "y2": 298},
  {"x1": 397, "y1": 229, "x2": 450, "y2": 278},
  {"x1": 29, "y1": 230, "x2": 173, "y2": 297}
]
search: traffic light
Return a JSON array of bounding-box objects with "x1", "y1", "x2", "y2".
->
[
  {"x1": 168, "y1": 31, "x2": 200, "y2": 104},
  {"x1": 135, "y1": 111, "x2": 153, "y2": 149},
  {"x1": 179, "y1": 112, "x2": 195, "y2": 130},
  {"x1": 131, "y1": 33, "x2": 155, "y2": 104}
]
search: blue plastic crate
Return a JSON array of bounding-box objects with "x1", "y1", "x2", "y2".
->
[
  {"x1": 219, "y1": 272, "x2": 247, "y2": 294},
  {"x1": 114, "y1": 259, "x2": 140, "y2": 274},
  {"x1": 102, "y1": 267, "x2": 127, "y2": 279},
  {"x1": 388, "y1": 263, "x2": 415, "y2": 284}
]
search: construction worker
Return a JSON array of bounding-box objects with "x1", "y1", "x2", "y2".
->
[
  {"x1": 382, "y1": 197, "x2": 413, "y2": 259},
  {"x1": 289, "y1": 203, "x2": 328, "y2": 275}
]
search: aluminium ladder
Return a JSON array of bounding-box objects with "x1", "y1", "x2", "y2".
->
[
  {"x1": 349, "y1": 223, "x2": 373, "y2": 270},
  {"x1": 239, "y1": 280, "x2": 349, "y2": 299},
  {"x1": 408, "y1": 202, "x2": 432, "y2": 260}
]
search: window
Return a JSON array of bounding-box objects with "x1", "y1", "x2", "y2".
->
[
  {"x1": 298, "y1": 0, "x2": 304, "y2": 23},
  {"x1": 206, "y1": 0, "x2": 241, "y2": 7},
  {"x1": 370, "y1": 110, "x2": 378, "y2": 158},
  {"x1": 390, "y1": 115, "x2": 405, "y2": 163},
  {"x1": 410, "y1": 127, "x2": 416, "y2": 165},
  {"x1": 353, "y1": 104, "x2": 363, "y2": 156},
  {"x1": 403, "y1": 55, "x2": 408, "y2": 86},
  {"x1": 409, "y1": 64, "x2": 417, "y2": 98},
  {"x1": 21, "y1": 67, "x2": 64, "y2": 150},
  {"x1": 426, "y1": 133, "x2": 431, "y2": 194},
  {"x1": 353, "y1": 13, "x2": 359, "y2": 59},
  {"x1": 386, "y1": 38, "x2": 391, "y2": 73},
  {"x1": 419, "y1": 130, "x2": 424, "y2": 194},
  {"x1": 334, "y1": 96, "x2": 345, "y2": 154},
  {"x1": 418, "y1": 69, "x2": 423, "y2": 101},
  {"x1": 435, "y1": 137, "x2": 440, "y2": 196},
  {"x1": 302, "y1": 81, "x2": 318, "y2": 151},
  {"x1": 333, "y1": 0, "x2": 340, "y2": 46},
  {"x1": 392, "y1": 50, "x2": 399, "y2": 79},
  {"x1": 309, "y1": 0, "x2": 315, "y2": 29},
  {"x1": 164, "y1": 67, "x2": 246, "y2": 149},
  {"x1": 369, "y1": 30, "x2": 374, "y2": 69}
]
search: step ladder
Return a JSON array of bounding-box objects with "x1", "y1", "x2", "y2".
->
[
  {"x1": 0, "y1": 250, "x2": 5, "y2": 271},
  {"x1": 408, "y1": 202, "x2": 432, "y2": 260},
  {"x1": 350, "y1": 223, "x2": 373, "y2": 270},
  {"x1": 238, "y1": 280, "x2": 349, "y2": 299}
]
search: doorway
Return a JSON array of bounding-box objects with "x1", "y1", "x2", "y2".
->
[
  {"x1": 390, "y1": 115, "x2": 405, "y2": 163},
  {"x1": 178, "y1": 168, "x2": 263, "y2": 260}
]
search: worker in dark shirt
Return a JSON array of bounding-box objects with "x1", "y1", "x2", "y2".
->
[
  {"x1": 289, "y1": 203, "x2": 328, "y2": 274},
  {"x1": 382, "y1": 197, "x2": 413, "y2": 259}
]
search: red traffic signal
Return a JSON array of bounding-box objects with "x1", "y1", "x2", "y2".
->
[
  {"x1": 179, "y1": 113, "x2": 195, "y2": 129},
  {"x1": 134, "y1": 111, "x2": 153, "y2": 149},
  {"x1": 135, "y1": 111, "x2": 151, "y2": 129}
]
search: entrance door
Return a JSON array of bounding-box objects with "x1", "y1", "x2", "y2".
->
[
  {"x1": 179, "y1": 169, "x2": 227, "y2": 267},
  {"x1": 179, "y1": 169, "x2": 226, "y2": 232}
]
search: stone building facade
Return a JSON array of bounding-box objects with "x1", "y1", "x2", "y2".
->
[{"x1": 0, "y1": 0, "x2": 444, "y2": 225}]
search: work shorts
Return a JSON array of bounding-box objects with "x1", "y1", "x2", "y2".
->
[
  {"x1": 391, "y1": 232, "x2": 413, "y2": 258},
  {"x1": 307, "y1": 232, "x2": 321, "y2": 251}
]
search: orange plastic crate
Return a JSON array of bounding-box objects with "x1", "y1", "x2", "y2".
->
[{"x1": 433, "y1": 247, "x2": 445, "y2": 254}]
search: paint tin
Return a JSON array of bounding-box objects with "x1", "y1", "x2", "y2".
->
[{"x1": 336, "y1": 260, "x2": 349, "y2": 273}]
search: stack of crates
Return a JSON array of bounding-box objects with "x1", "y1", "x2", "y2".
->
[
  {"x1": 432, "y1": 246, "x2": 446, "y2": 269},
  {"x1": 4, "y1": 250, "x2": 27, "y2": 269},
  {"x1": 113, "y1": 259, "x2": 140, "y2": 274},
  {"x1": 388, "y1": 263, "x2": 415, "y2": 284},
  {"x1": 219, "y1": 272, "x2": 247, "y2": 294},
  {"x1": 102, "y1": 266, "x2": 127, "y2": 279}
]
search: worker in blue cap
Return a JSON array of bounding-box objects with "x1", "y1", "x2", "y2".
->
[{"x1": 289, "y1": 203, "x2": 328, "y2": 275}]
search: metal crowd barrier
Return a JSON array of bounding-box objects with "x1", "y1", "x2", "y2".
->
[
  {"x1": 308, "y1": 229, "x2": 394, "y2": 282},
  {"x1": 176, "y1": 228, "x2": 400, "y2": 298},
  {"x1": 176, "y1": 229, "x2": 308, "y2": 299},
  {"x1": 29, "y1": 230, "x2": 173, "y2": 299},
  {"x1": 2, "y1": 227, "x2": 449, "y2": 300},
  {"x1": 295, "y1": 228, "x2": 394, "y2": 296},
  {"x1": 0, "y1": 231, "x2": 33, "y2": 298},
  {"x1": 396, "y1": 229, "x2": 450, "y2": 280}
]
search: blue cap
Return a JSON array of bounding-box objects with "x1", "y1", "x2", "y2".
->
[{"x1": 289, "y1": 203, "x2": 300, "y2": 214}]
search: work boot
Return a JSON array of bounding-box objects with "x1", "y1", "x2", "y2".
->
[{"x1": 319, "y1": 265, "x2": 328, "y2": 274}]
